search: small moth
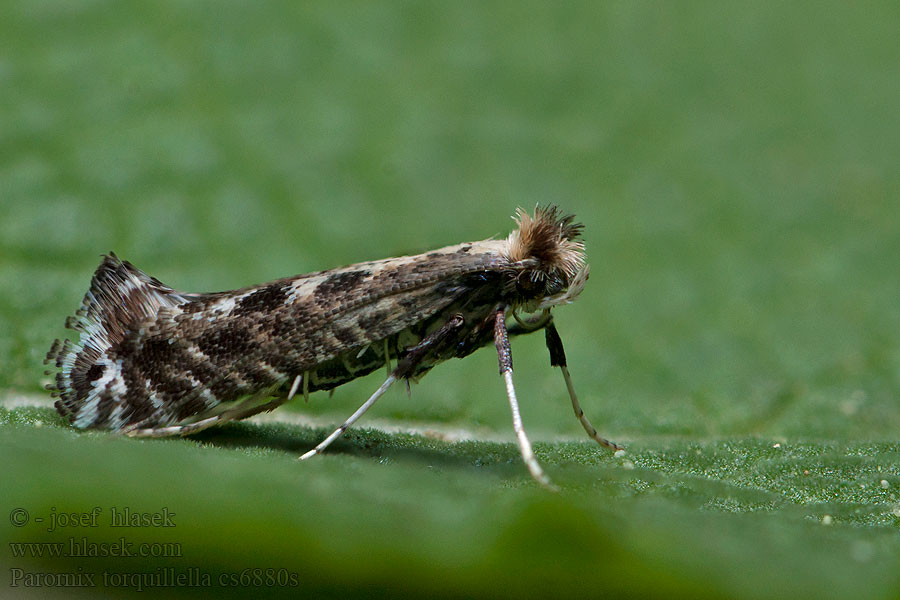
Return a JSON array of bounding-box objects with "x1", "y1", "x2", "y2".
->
[{"x1": 46, "y1": 205, "x2": 620, "y2": 489}]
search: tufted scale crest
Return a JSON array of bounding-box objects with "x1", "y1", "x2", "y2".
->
[{"x1": 502, "y1": 205, "x2": 586, "y2": 304}]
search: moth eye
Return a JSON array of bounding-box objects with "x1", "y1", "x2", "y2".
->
[
  {"x1": 538, "y1": 273, "x2": 567, "y2": 296},
  {"x1": 515, "y1": 274, "x2": 541, "y2": 297},
  {"x1": 545, "y1": 279, "x2": 566, "y2": 295}
]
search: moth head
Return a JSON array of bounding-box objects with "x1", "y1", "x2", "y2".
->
[{"x1": 503, "y1": 205, "x2": 587, "y2": 307}]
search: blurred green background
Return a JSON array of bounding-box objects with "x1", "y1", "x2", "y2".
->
[{"x1": 2, "y1": 1, "x2": 899, "y2": 598}]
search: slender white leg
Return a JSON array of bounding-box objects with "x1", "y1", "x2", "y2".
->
[
  {"x1": 561, "y1": 365, "x2": 622, "y2": 451},
  {"x1": 286, "y1": 375, "x2": 302, "y2": 402},
  {"x1": 299, "y1": 317, "x2": 464, "y2": 462},
  {"x1": 502, "y1": 370, "x2": 558, "y2": 491},
  {"x1": 494, "y1": 308, "x2": 557, "y2": 491},
  {"x1": 299, "y1": 374, "x2": 397, "y2": 461}
]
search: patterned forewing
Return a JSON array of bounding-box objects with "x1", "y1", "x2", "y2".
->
[{"x1": 113, "y1": 243, "x2": 506, "y2": 427}]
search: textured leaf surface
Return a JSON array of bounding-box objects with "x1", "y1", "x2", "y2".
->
[{"x1": 2, "y1": 1, "x2": 899, "y2": 598}]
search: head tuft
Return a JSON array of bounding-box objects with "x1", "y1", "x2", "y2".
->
[
  {"x1": 506, "y1": 205, "x2": 585, "y2": 279},
  {"x1": 502, "y1": 205, "x2": 587, "y2": 304}
]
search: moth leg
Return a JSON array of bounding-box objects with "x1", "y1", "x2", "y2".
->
[
  {"x1": 494, "y1": 309, "x2": 558, "y2": 491},
  {"x1": 545, "y1": 323, "x2": 622, "y2": 452},
  {"x1": 286, "y1": 374, "x2": 302, "y2": 402},
  {"x1": 223, "y1": 399, "x2": 287, "y2": 422},
  {"x1": 125, "y1": 415, "x2": 224, "y2": 438},
  {"x1": 302, "y1": 370, "x2": 310, "y2": 403},
  {"x1": 300, "y1": 314, "x2": 465, "y2": 461},
  {"x1": 125, "y1": 385, "x2": 284, "y2": 438},
  {"x1": 206, "y1": 376, "x2": 308, "y2": 424},
  {"x1": 298, "y1": 374, "x2": 398, "y2": 461}
]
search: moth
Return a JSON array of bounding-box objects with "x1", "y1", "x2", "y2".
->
[{"x1": 46, "y1": 205, "x2": 620, "y2": 489}]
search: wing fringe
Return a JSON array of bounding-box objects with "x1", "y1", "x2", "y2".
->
[{"x1": 46, "y1": 253, "x2": 188, "y2": 427}]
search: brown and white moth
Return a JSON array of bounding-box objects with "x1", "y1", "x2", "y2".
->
[{"x1": 46, "y1": 205, "x2": 620, "y2": 489}]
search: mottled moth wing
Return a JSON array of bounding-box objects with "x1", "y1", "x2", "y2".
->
[{"x1": 48, "y1": 242, "x2": 508, "y2": 432}]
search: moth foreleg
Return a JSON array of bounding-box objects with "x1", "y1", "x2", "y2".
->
[
  {"x1": 544, "y1": 323, "x2": 622, "y2": 452},
  {"x1": 493, "y1": 309, "x2": 558, "y2": 491},
  {"x1": 299, "y1": 314, "x2": 466, "y2": 461}
]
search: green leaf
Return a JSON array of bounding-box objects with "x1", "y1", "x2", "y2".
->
[{"x1": 3, "y1": 1, "x2": 900, "y2": 597}]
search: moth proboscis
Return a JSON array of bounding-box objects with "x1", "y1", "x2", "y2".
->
[{"x1": 45, "y1": 205, "x2": 621, "y2": 489}]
